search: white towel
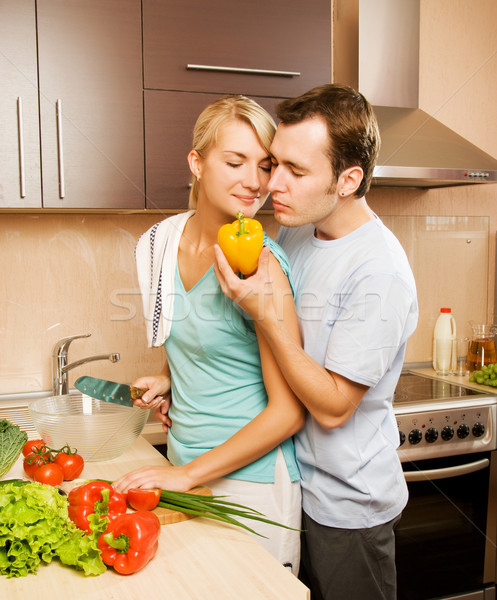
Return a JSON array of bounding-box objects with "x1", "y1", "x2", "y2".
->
[{"x1": 135, "y1": 210, "x2": 195, "y2": 347}]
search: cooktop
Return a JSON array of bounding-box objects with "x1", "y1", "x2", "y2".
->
[
  {"x1": 394, "y1": 371, "x2": 497, "y2": 461},
  {"x1": 394, "y1": 372, "x2": 486, "y2": 406}
]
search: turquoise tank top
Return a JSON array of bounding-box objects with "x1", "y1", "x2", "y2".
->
[{"x1": 164, "y1": 235, "x2": 300, "y2": 483}]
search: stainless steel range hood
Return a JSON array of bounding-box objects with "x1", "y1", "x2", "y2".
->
[{"x1": 333, "y1": 0, "x2": 497, "y2": 188}]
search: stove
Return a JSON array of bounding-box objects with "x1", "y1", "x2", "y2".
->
[
  {"x1": 394, "y1": 372, "x2": 497, "y2": 462},
  {"x1": 394, "y1": 373, "x2": 497, "y2": 599}
]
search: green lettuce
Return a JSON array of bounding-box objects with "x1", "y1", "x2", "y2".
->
[
  {"x1": 0, "y1": 420, "x2": 27, "y2": 478},
  {"x1": 0, "y1": 480, "x2": 106, "y2": 578}
]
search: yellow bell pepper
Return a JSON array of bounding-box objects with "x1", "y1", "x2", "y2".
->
[{"x1": 218, "y1": 212, "x2": 264, "y2": 275}]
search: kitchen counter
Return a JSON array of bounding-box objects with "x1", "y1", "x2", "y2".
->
[
  {"x1": 0, "y1": 437, "x2": 310, "y2": 600},
  {"x1": 409, "y1": 367, "x2": 497, "y2": 395}
]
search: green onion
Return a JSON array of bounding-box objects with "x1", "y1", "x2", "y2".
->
[{"x1": 157, "y1": 489, "x2": 299, "y2": 538}]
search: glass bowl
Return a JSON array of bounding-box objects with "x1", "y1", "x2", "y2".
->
[{"x1": 28, "y1": 394, "x2": 149, "y2": 462}]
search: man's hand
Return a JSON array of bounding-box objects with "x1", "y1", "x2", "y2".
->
[{"x1": 214, "y1": 244, "x2": 275, "y2": 322}]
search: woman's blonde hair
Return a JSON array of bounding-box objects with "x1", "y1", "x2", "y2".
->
[{"x1": 188, "y1": 95, "x2": 276, "y2": 209}]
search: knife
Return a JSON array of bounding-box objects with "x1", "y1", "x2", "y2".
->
[{"x1": 74, "y1": 375, "x2": 146, "y2": 407}]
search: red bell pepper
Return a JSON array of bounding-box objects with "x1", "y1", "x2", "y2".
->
[
  {"x1": 97, "y1": 510, "x2": 161, "y2": 575},
  {"x1": 68, "y1": 480, "x2": 127, "y2": 534}
]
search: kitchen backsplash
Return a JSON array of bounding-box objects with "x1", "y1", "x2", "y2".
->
[
  {"x1": 1, "y1": 183, "x2": 496, "y2": 395},
  {"x1": 381, "y1": 214, "x2": 489, "y2": 356},
  {"x1": 1, "y1": 213, "x2": 163, "y2": 394}
]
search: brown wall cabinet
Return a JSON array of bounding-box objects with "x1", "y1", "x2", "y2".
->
[
  {"x1": 2, "y1": 0, "x2": 331, "y2": 211},
  {"x1": 142, "y1": 0, "x2": 332, "y2": 209},
  {"x1": 1, "y1": 0, "x2": 144, "y2": 210},
  {"x1": 144, "y1": 91, "x2": 286, "y2": 210},
  {"x1": 143, "y1": 0, "x2": 332, "y2": 98}
]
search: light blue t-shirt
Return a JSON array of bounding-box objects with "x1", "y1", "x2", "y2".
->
[
  {"x1": 278, "y1": 217, "x2": 418, "y2": 528},
  {"x1": 164, "y1": 235, "x2": 300, "y2": 483}
]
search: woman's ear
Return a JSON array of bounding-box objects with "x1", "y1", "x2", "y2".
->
[
  {"x1": 187, "y1": 150, "x2": 202, "y2": 179},
  {"x1": 337, "y1": 166, "x2": 363, "y2": 198}
]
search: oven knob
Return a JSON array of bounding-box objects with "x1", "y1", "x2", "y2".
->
[
  {"x1": 441, "y1": 426, "x2": 454, "y2": 441},
  {"x1": 399, "y1": 431, "x2": 406, "y2": 446},
  {"x1": 408, "y1": 429, "x2": 423, "y2": 445},
  {"x1": 457, "y1": 424, "x2": 470, "y2": 439},
  {"x1": 472, "y1": 422, "x2": 485, "y2": 438},
  {"x1": 425, "y1": 428, "x2": 438, "y2": 443}
]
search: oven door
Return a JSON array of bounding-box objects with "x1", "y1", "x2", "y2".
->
[{"x1": 396, "y1": 451, "x2": 497, "y2": 600}]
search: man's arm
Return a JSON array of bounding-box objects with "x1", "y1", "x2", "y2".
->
[{"x1": 214, "y1": 245, "x2": 368, "y2": 428}]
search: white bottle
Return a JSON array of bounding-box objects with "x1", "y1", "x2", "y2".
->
[{"x1": 432, "y1": 308, "x2": 457, "y2": 375}]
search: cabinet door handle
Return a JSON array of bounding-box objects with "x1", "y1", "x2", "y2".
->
[
  {"x1": 17, "y1": 97, "x2": 26, "y2": 198},
  {"x1": 186, "y1": 64, "x2": 301, "y2": 77},
  {"x1": 56, "y1": 99, "x2": 65, "y2": 198}
]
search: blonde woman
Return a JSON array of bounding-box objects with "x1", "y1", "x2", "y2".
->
[{"x1": 114, "y1": 96, "x2": 304, "y2": 572}]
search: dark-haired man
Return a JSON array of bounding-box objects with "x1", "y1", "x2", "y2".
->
[{"x1": 215, "y1": 84, "x2": 418, "y2": 599}]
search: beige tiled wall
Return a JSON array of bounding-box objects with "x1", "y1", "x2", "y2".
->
[
  {"x1": 1, "y1": 184, "x2": 496, "y2": 396},
  {"x1": 368, "y1": 184, "x2": 497, "y2": 363},
  {"x1": 1, "y1": 213, "x2": 163, "y2": 394},
  {"x1": 382, "y1": 214, "x2": 489, "y2": 358}
]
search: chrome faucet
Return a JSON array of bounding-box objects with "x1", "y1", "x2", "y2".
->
[{"x1": 52, "y1": 333, "x2": 120, "y2": 396}]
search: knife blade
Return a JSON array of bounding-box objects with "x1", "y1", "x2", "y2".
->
[{"x1": 74, "y1": 375, "x2": 146, "y2": 407}]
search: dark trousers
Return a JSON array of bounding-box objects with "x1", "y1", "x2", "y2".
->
[{"x1": 299, "y1": 510, "x2": 401, "y2": 600}]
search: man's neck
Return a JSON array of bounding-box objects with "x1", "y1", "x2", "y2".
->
[{"x1": 314, "y1": 196, "x2": 375, "y2": 241}]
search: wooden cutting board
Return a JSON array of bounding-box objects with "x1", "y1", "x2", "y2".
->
[{"x1": 151, "y1": 485, "x2": 213, "y2": 525}]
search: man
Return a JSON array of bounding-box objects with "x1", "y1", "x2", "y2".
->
[{"x1": 214, "y1": 84, "x2": 418, "y2": 600}]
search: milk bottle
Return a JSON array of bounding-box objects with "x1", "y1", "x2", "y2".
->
[{"x1": 433, "y1": 308, "x2": 457, "y2": 375}]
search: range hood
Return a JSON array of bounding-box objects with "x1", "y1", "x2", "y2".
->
[{"x1": 333, "y1": 0, "x2": 497, "y2": 188}]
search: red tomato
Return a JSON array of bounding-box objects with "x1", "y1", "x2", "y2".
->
[
  {"x1": 54, "y1": 452, "x2": 84, "y2": 480},
  {"x1": 23, "y1": 452, "x2": 49, "y2": 479},
  {"x1": 127, "y1": 488, "x2": 161, "y2": 511},
  {"x1": 34, "y1": 463, "x2": 64, "y2": 486},
  {"x1": 22, "y1": 439, "x2": 46, "y2": 457}
]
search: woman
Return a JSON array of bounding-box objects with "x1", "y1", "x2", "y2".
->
[{"x1": 113, "y1": 96, "x2": 304, "y2": 572}]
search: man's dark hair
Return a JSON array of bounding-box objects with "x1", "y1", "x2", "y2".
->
[{"x1": 276, "y1": 84, "x2": 380, "y2": 197}]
